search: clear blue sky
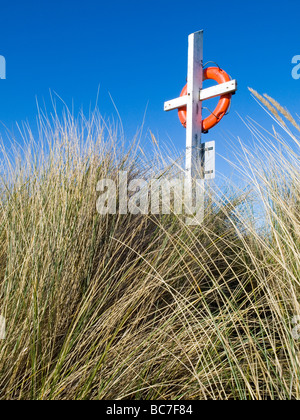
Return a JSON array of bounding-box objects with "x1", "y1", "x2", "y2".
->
[{"x1": 0, "y1": 0, "x2": 299, "y2": 176}]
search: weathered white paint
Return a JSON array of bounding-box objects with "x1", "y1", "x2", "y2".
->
[{"x1": 185, "y1": 30, "x2": 203, "y2": 180}]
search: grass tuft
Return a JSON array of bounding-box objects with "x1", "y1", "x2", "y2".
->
[{"x1": 0, "y1": 97, "x2": 300, "y2": 400}]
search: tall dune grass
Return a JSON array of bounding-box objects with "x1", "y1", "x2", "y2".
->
[{"x1": 0, "y1": 94, "x2": 300, "y2": 400}]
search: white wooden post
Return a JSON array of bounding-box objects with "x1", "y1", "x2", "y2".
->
[
  {"x1": 186, "y1": 30, "x2": 203, "y2": 180},
  {"x1": 186, "y1": 31, "x2": 204, "y2": 224}
]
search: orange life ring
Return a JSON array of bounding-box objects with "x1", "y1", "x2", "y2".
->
[{"x1": 178, "y1": 67, "x2": 232, "y2": 133}]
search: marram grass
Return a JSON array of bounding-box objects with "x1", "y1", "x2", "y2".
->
[{"x1": 0, "y1": 97, "x2": 300, "y2": 400}]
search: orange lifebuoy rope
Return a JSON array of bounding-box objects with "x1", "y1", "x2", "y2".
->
[{"x1": 178, "y1": 67, "x2": 232, "y2": 132}]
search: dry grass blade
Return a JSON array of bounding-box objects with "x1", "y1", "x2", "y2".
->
[
  {"x1": 263, "y1": 94, "x2": 300, "y2": 132},
  {"x1": 248, "y1": 88, "x2": 287, "y2": 128}
]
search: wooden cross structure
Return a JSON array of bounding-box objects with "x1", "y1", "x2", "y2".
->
[{"x1": 164, "y1": 30, "x2": 237, "y2": 182}]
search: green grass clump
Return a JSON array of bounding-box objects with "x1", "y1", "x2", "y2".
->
[{"x1": 0, "y1": 95, "x2": 300, "y2": 400}]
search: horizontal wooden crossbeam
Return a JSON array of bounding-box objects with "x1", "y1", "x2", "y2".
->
[
  {"x1": 199, "y1": 79, "x2": 237, "y2": 101},
  {"x1": 164, "y1": 79, "x2": 237, "y2": 112},
  {"x1": 164, "y1": 95, "x2": 188, "y2": 111}
]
